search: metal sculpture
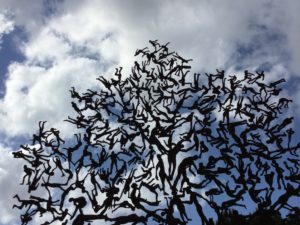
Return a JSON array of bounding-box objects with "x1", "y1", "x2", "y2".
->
[{"x1": 13, "y1": 41, "x2": 300, "y2": 225}]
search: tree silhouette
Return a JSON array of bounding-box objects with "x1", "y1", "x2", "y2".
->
[{"x1": 13, "y1": 40, "x2": 300, "y2": 225}]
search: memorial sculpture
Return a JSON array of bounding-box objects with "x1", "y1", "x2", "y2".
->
[{"x1": 13, "y1": 41, "x2": 300, "y2": 225}]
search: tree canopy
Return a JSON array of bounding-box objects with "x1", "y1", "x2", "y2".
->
[{"x1": 13, "y1": 40, "x2": 300, "y2": 225}]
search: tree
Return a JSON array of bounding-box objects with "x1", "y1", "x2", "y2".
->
[{"x1": 13, "y1": 40, "x2": 300, "y2": 225}]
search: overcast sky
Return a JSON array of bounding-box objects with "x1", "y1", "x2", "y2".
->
[{"x1": 0, "y1": 0, "x2": 300, "y2": 224}]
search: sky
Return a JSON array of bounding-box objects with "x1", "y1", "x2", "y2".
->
[{"x1": 0, "y1": 0, "x2": 300, "y2": 224}]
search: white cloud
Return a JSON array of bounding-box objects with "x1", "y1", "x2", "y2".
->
[
  {"x1": 0, "y1": 0, "x2": 299, "y2": 138},
  {"x1": 0, "y1": 13, "x2": 13, "y2": 34},
  {"x1": 23, "y1": 27, "x2": 72, "y2": 63},
  {"x1": 0, "y1": 56, "x2": 105, "y2": 137},
  {"x1": 0, "y1": 12, "x2": 14, "y2": 46},
  {"x1": 0, "y1": 145, "x2": 24, "y2": 225},
  {"x1": 0, "y1": 0, "x2": 52, "y2": 34}
]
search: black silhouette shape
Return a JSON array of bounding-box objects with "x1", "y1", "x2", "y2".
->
[{"x1": 13, "y1": 41, "x2": 300, "y2": 225}]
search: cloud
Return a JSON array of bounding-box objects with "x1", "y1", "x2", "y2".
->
[
  {"x1": 0, "y1": 0, "x2": 60, "y2": 34},
  {"x1": 0, "y1": 0, "x2": 299, "y2": 139},
  {"x1": 0, "y1": 12, "x2": 14, "y2": 46},
  {"x1": 0, "y1": 145, "x2": 24, "y2": 225},
  {"x1": 280, "y1": 1, "x2": 300, "y2": 75},
  {"x1": 0, "y1": 56, "x2": 105, "y2": 137}
]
